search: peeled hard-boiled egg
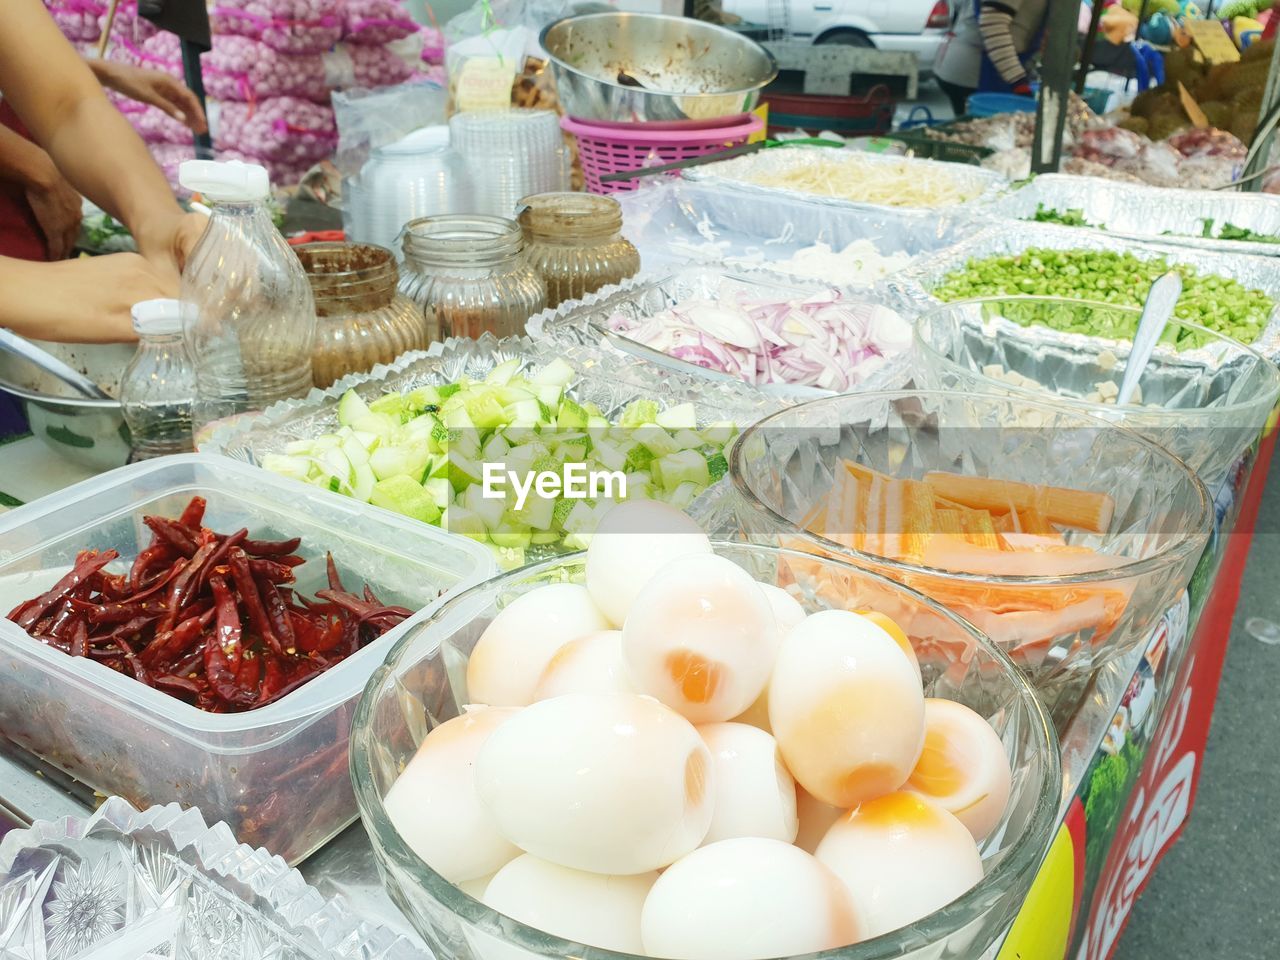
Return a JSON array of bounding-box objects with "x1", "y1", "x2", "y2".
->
[
  {"x1": 698, "y1": 722, "x2": 797, "y2": 844},
  {"x1": 856, "y1": 609, "x2": 921, "y2": 680},
  {"x1": 533, "y1": 630, "x2": 634, "y2": 700},
  {"x1": 467, "y1": 583, "x2": 609, "y2": 706},
  {"x1": 769, "y1": 610, "x2": 925, "y2": 808},
  {"x1": 384, "y1": 706, "x2": 521, "y2": 884},
  {"x1": 586, "y1": 499, "x2": 712, "y2": 626},
  {"x1": 815, "y1": 792, "x2": 983, "y2": 938},
  {"x1": 623, "y1": 554, "x2": 779, "y2": 723},
  {"x1": 759, "y1": 583, "x2": 806, "y2": 634},
  {"x1": 475, "y1": 693, "x2": 713, "y2": 875},
  {"x1": 641, "y1": 838, "x2": 863, "y2": 960},
  {"x1": 794, "y1": 787, "x2": 844, "y2": 855},
  {"x1": 906, "y1": 699, "x2": 1013, "y2": 841},
  {"x1": 483, "y1": 854, "x2": 657, "y2": 954}
]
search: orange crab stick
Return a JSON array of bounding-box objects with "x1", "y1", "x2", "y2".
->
[{"x1": 921, "y1": 473, "x2": 1115, "y2": 534}]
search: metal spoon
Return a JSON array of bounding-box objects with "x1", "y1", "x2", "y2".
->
[
  {"x1": 1117, "y1": 271, "x2": 1182, "y2": 406},
  {"x1": 0, "y1": 328, "x2": 114, "y2": 400}
]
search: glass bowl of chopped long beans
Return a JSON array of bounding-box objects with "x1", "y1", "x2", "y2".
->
[
  {"x1": 914, "y1": 297, "x2": 1280, "y2": 493},
  {"x1": 728, "y1": 391, "x2": 1211, "y2": 715},
  {"x1": 0, "y1": 454, "x2": 493, "y2": 863}
]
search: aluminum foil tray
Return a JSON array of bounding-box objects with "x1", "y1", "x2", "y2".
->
[
  {"x1": 615, "y1": 179, "x2": 982, "y2": 274},
  {"x1": 890, "y1": 221, "x2": 1280, "y2": 360},
  {"x1": 526, "y1": 263, "x2": 916, "y2": 402},
  {"x1": 683, "y1": 146, "x2": 1009, "y2": 218},
  {"x1": 981, "y1": 173, "x2": 1280, "y2": 258},
  {"x1": 0, "y1": 797, "x2": 424, "y2": 959},
  {"x1": 206, "y1": 333, "x2": 782, "y2": 465}
]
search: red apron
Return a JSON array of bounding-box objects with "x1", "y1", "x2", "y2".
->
[{"x1": 0, "y1": 99, "x2": 52, "y2": 262}]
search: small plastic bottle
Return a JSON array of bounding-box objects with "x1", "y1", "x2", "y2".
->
[
  {"x1": 120, "y1": 299, "x2": 195, "y2": 460},
  {"x1": 178, "y1": 159, "x2": 316, "y2": 437}
]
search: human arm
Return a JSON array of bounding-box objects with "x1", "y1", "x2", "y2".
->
[
  {"x1": 979, "y1": 1, "x2": 1031, "y2": 89},
  {"x1": 0, "y1": 122, "x2": 82, "y2": 260},
  {"x1": 0, "y1": 252, "x2": 175, "y2": 342},
  {"x1": 0, "y1": 0, "x2": 202, "y2": 275},
  {"x1": 88, "y1": 59, "x2": 208, "y2": 134}
]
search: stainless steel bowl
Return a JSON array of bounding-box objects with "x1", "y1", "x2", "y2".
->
[
  {"x1": 540, "y1": 12, "x2": 778, "y2": 127},
  {"x1": 0, "y1": 340, "x2": 132, "y2": 470}
]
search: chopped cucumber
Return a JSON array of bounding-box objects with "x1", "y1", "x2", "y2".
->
[
  {"x1": 371, "y1": 475, "x2": 440, "y2": 523},
  {"x1": 486, "y1": 358, "x2": 522, "y2": 386},
  {"x1": 619, "y1": 398, "x2": 659, "y2": 428},
  {"x1": 262, "y1": 453, "x2": 310, "y2": 482},
  {"x1": 533, "y1": 358, "x2": 575, "y2": 387},
  {"x1": 656, "y1": 402, "x2": 697, "y2": 431},
  {"x1": 657, "y1": 449, "x2": 711, "y2": 490},
  {"x1": 337, "y1": 389, "x2": 371, "y2": 427}
]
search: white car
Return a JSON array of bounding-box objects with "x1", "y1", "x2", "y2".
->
[{"x1": 724, "y1": 0, "x2": 953, "y2": 72}]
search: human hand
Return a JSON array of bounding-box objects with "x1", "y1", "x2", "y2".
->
[
  {"x1": 24, "y1": 166, "x2": 82, "y2": 260},
  {"x1": 93, "y1": 61, "x2": 208, "y2": 134},
  {"x1": 133, "y1": 210, "x2": 209, "y2": 278}
]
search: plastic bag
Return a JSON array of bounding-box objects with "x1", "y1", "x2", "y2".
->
[
  {"x1": 342, "y1": 0, "x2": 420, "y2": 45},
  {"x1": 135, "y1": 32, "x2": 184, "y2": 78},
  {"x1": 209, "y1": 0, "x2": 343, "y2": 55},
  {"x1": 45, "y1": 0, "x2": 106, "y2": 42},
  {"x1": 348, "y1": 42, "x2": 415, "y2": 88},
  {"x1": 216, "y1": 97, "x2": 337, "y2": 164},
  {"x1": 205, "y1": 35, "x2": 331, "y2": 102},
  {"x1": 445, "y1": 26, "x2": 530, "y2": 114},
  {"x1": 331, "y1": 79, "x2": 447, "y2": 176},
  {"x1": 102, "y1": 0, "x2": 158, "y2": 44}
]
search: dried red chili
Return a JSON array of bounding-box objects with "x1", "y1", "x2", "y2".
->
[{"x1": 4, "y1": 496, "x2": 417, "y2": 713}]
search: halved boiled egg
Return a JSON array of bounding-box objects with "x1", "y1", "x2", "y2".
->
[
  {"x1": 623, "y1": 554, "x2": 779, "y2": 723},
  {"x1": 906, "y1": 698, "x2": 1012, "y2": 841},
  {"x1": 769, "y1": 610, "x2": 925, "y2": 807},
  {"x1": 815, "y1": 791, "x2": 983, "y2": 938},
  {"x1": 475, "y1": 693, "x2": 713, "y2": 875}
]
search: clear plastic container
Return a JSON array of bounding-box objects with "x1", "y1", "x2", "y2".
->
[
  {"x1": 179, "y1": 160, "x2": 317, "y2": 437},
  {"x1": 518, "y1": 192, "x2": 640, "y2": 308},
  {"x1": 120, "y1": 299, "x2": 196, "y2": 460},
  {"x1": 351, "y1": 544, "x2": 1060, "y2": 960},
  {"x1": 449, "y1": 110, "x2": 567, "y2": 218},
  {"x1": 296, "y1": 241, "x2": 429, "y2": 388},
  {"x1": 0, "y1": 455, "x2": 494, "y2": 864},
  {"x1": 399, "y1": 215, "x2": 547, "y2": 341}
]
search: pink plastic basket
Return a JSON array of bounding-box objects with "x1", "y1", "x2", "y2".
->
[{"x1": 562, "y1": 115, "x2": 766, "y2": 194}]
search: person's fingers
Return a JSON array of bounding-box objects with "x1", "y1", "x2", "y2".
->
[{"x1": 155, "y1": 76, "x2": 208, "y2": 134}]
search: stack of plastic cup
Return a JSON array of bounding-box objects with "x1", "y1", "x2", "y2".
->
[
  {"x1": 448, "y1": 110, "x2": 568, "y2": 218},
  {"x1": 343, "y1": 125, "x2": 473, "y2": 258}
]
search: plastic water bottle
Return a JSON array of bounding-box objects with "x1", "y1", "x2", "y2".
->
[
  {"x1": 178, "y1": 159, "x2": 315, "y2": 437},
  {"x1": 120, "y1": 299, "x2": 195, "y2": 460}
]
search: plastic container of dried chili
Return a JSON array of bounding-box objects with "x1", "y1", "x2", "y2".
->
[{"x1": 0, "y1": 454, "x2": 494, "y2": 864}]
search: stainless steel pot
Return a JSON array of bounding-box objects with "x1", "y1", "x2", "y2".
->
[
  {"x1": 0, "y1": 340, "x2": 132, "y2": 471},
  {"x1": 540, "y1": 12, "x2": 778, "y2": 127}
]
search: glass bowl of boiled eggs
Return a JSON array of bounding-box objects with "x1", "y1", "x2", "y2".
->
[{"x1": 351, "y1": 500, "x2": 1061, "y2": 960}]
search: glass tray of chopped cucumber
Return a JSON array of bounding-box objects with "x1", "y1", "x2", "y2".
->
[
  {"x1": 204, "y1": 335, "x2": 782, "y2": 569},
  {"x1": 979, "y1": 174, "x2": 1280, "y2": 259},
  {"x1": 889, "y1": 221, "x2": 1280, "y2": 360}
]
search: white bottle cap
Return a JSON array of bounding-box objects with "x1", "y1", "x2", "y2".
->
[
  {"x1": 178, "y1": 159, "x2": 270, "y2": 202},
  {"x1": 131, "y1": 299, "x2": 184, "y2": 336}
]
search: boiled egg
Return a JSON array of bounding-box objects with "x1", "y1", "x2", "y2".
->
[
  {"x1": 623, "y1": 554, "x2": 779, "y2": 723},
  {"x1": 759, "y1": 583, "x2": 806, "y2": 633},
  {"x1": 794, "y1": 787, "x2": 844, "y2": 855},
  {"x1": 384, "y1": 706, "x2": 521, "y2": 883},
  {"x1": 457, "y1": 874, "x2": 493, "y2": 901},
  {"x1": 769, "y1": 610, "x2": 925, "y2": 807},
  {"x1": 483, "y1": 854, "x2": 656, "y2": 954},
  {"x1": 815, "y1": 791, "x2": 983, "y2": 938},
  {"x1": 906, "y1": 699, "x2": 1012, "y2": 841},
  {"x1": 641, "y1": 838, "x2": 863, "y2": 960},
  {"x1": 856, "y1": 609, "x2": 921, "y2": 680},
  {"x1": 697, "y1": 722, "x2": 797, "y2": 844},
  {"x1": 475, "y1": 693, "x2": 713, "y2": 874},
  {"x1": 586, "y1": 499, "x2": 712, "y2": 626},
  {"x1": 466, "y1": 583, "x2": 609, "y2": 706},
  {"x1": 533, "y1": 630, "x2": 634, "y2": 700}
]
